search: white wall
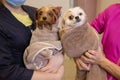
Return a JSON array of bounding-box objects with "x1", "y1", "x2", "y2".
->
[{"x1": 25, "y1": 0, "x2": 73, "y2": 14}]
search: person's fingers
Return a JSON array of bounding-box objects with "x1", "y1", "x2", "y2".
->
[
  {"x1": 44, "y1": 68, "x2": 54, "y2": 73},
  {"x1": 40, "y1": 66, "x2": 50, "y2": 72},
  {"x1": 81, "y1": 54, "x2": 96, "y2": 64},
  {"x1": 88, "y1": 46, "x2": 102, "y2": 55},
  {"x1": 77, "y1": 59, "x2": 90, "y2": 71},
  {"x1": 41, "y1": 66, "x2": 55, "y2": 73},
  {"x1": 81, "y1": 55, "x2": 90, "y2": 63},
  {"x1": 84, "y1": 52, "x2": 95, "y2": 59},
  {"x1": 75, "y1": 59, "x2": 82, "y2": 70}
]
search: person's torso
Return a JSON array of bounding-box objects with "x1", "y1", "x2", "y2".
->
[
  {"x1": 101, "y1": 4, "x2": 120, "y2": 80},
  {"x1": 0, "y1": 4, "x2": 36, "y2": 66}
]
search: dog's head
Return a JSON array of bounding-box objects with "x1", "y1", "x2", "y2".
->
[
  {"x1": 62, "y1": 7, "x2": 87, "y2": 28},
  {"x1": 35, "y1": 6, "x2": 62, "y2": 30}
]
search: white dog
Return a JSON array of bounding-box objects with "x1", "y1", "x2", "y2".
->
[
  {"x1": 60, "y1": 7, "x2": 99, "y2": 57},
  {"x1": 60, "y1": 7, "x2": 106, "y2": 80},
  {"x1": 62, "y1": 7, "x2": 87, "y2": 27}
]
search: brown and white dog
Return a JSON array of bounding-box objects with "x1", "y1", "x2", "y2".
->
[
  {"x1": 60, "y1": 7, "x2": 106, "y2": 80},
  {"x1": 35, "y1": 6, "x2": 61, "y2": 30},
  {"x1": 23, "y1": 6, "x2": 62, "y2": 70}
]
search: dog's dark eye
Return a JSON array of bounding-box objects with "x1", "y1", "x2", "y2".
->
[
  {"x1": 69, "y1": 15, "x2": 74, "y2": 20},
  {"x1": 79, "y1": 13, "x2": 82, "y2": 16},
  {"x1": 39, "y1": 11, "x2": 42, "y2": 15},
  {"x1": 48, "y1": 13, "x2": 53, "y2": 16}
]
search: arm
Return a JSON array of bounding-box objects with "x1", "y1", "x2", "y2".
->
[
  {"x1": 40, "y1": 53, "x2": 64, "y2": 73},
  {"x1": 0, "y1": 29, "x2": 64, "y2": 80},
  {"x1": 31, "y1": 65, "x2": 64, "y2": 80},
  {"x1": 81, "y1": 46, "x2": 120, "y2": 80},
  {"x1": 99, "y1": 57, "x2": 120, "y2": 80}
]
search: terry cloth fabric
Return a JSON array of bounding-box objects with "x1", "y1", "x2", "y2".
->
[
  {"x1": 60, "y1": 23, "x2": 107, "y2": 80},
  {"x1": 61, "y1": 23, "x2": 99, "y2": 58},
  {"x1": 30, "y1": 27, "x2": 60, "y2": 44},
  {"x1": 24, "y1": 41, "x2": 62, "y2": 70}
]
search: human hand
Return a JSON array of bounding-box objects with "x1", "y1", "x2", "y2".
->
[
  {"x1": 32, "y1": 65, "x2": 64, "y2": 80},
  {"x1": 56, "y1": 65, "x2": 64, "y2": 80},
  {"x1": 40, "y1": 53, "x2": 64, "y2": 73},
  {"x1": 74, "y1": 57, "x2": 91, "y2": 71},
  {"x1": 81, "y1": 46, "x2": 105, "y2": 65}
]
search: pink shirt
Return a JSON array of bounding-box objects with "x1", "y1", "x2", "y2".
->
[{"x1": 91, "y1": 3, "x2": 120, "y2": 80}]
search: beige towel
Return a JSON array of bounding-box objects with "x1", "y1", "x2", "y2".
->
[
  {"x1": 24, "y1": 27, "x2": 62, "y2": 70},
  {"x1": 60, "y1": 23, "x2": 106, "y2": 80},
  {"x1": 24, "y1": 41, "x2": 62, "y2": 70}
]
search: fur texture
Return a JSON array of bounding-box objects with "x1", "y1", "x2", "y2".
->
[{"x1": 35, "y1": 6, "x2": 61, "y2": 30}]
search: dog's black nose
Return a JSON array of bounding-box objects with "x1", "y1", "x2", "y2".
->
[
  {"x1": 75, "y1": 16, "x2": 81, "y2": 22},
  {"x1": 75, "y1": 16, "x2": 79, "y2": 20},
  {"x1": 43, "y1": 17, "x2": 47, "y2": 20}
]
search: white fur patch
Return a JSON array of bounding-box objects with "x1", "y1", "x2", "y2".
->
[{"x1": 63, "y1": 7, "x2": 87, "y2": 27}]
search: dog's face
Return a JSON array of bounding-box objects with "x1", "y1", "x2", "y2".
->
[
  {"x1": 63, "y1": 7, "x2": 87, "y2": 28},
  {"x1": 35, "y1": 6, "x2": 61, "y2": 29}
]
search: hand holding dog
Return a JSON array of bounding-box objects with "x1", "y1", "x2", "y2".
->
[
  {"x1": 74, "y1": 58, "x2": 91, "y2": 71},
  {"x1": 75, "y1": 46, "x2": 105, "y2": 71},
  {"x1": 40, "y1": 53, "x2": 64, "y2": 73},
  {"x1": 80, "y1": 46, "x2": 105, "y2": 65}
]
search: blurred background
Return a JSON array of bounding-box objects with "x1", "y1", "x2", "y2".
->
[{"x1": 25, "y1": 0, "x2": 120, "y2": 80}]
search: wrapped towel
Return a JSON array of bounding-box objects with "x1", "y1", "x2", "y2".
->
[
  {"x1": 61, "y1": 23, "x2": 99, "y2": 58},
  {"x1": 60, "y1": 23, "x2": 106, "y2": 80},
  {"x1": 24, "y1": 41, "x2": 62, "y2": 70},
  {"x1": 23, "y1": 26, "x2": 62, "y2": 70}
]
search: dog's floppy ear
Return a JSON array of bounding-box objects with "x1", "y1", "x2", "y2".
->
[{"x1": 52, "y1": 6, "x2": 62, "y2": 17}]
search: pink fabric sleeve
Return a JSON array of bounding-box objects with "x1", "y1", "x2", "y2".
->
[{"x1": 90, "y1": 8, "x2": 109, "y2": 34}]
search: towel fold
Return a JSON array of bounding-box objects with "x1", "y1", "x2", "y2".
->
[
  {"x1": 24, "y1": 41, "x2": 62, "y2": 70},
  {"x1": 61, "y1": 23, "x2": 99, "y2": 57},
  {"x1": 60, "y1": 23, "x2": 106, "y2": 80}
]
